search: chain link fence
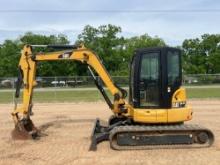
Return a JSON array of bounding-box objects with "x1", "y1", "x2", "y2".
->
[
  {"x1": 0, "y1": 74, "x2": 220, "y2": 103},
  {"x1": 0, "y1": 76, "x2": 130, "y2": 89},
  {"x1": 183, "y1": 74, "x2": 220, "y2": 85}
]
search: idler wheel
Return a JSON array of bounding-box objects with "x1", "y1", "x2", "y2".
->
[{"x1": 197, "y1": 132, "x2": 209, "y2": 144}]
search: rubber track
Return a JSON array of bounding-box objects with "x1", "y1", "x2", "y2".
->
[{"x1": 109, "y1": 124, "x2": 214, "y2": 150}]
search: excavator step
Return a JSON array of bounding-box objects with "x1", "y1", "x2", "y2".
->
[{"x1": 109, "y1": 124, "x2": 214, "y2": 150}]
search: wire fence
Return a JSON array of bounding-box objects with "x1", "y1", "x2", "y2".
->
[
  {"x1": 1, "y1": 74, "x2": 220, "y2": 89},
  {"x1": 0, "y1": 76, "x2": 130, "y2": 89},
  {"x1": 0, "y1": 74, "x2": 220, "y2": 103}
]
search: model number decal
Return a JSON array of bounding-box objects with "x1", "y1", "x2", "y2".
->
[{"x1": 58, "y1": 52, "x2": 72, "y2": 59}]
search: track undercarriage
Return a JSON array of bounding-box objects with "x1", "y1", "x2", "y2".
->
[{"x1": 90, "y1": 116, "x2": 214, "y2": 151}]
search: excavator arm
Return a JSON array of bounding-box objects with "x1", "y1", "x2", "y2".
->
[{"x1": 12, "y1": 44, "x2": 128, "y2": 145}]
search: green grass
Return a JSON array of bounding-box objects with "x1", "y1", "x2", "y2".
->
[
  {"x1": 33, "y1": 90, "x2": 104, "y2": 102},
  {"x1": 0, "y1": 87, "x2": 220, "y2": 103},
  {"x1": 0, "y1": 91, "x2": 15, "y2": 103},
  {"x1": 186, "y1": 88, "x2": 220, "y2": 98},
  {"x1": 0, "y1": 90, "x2": 105, "y2": 103}
]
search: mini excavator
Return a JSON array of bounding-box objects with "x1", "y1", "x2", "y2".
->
[{"x1": 12, "y1": 44, "x2": 214, "y2": 150}]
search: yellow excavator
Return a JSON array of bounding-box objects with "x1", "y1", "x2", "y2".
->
[{"x1": 12, "y1": 44, "x2": 214, "y2": 150}]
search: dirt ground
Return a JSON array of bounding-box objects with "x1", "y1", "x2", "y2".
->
[{"x1": 0, "y1": 100, "x2": 220, "y2": 165}]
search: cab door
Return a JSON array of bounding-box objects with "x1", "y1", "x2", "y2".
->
[{"x1": 138, "y1": 51, "x2": 161, "y2": 108}]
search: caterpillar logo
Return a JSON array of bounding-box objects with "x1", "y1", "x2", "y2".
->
[{"x1": 58, "y1": 52, "x2": 72, "y2": 59}]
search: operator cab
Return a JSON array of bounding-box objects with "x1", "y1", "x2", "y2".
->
[{"x1": 129, "y1": 47, "x2": 182, "y2": 109}]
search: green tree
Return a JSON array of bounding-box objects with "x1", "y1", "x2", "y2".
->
[
  {"x1": 77, "y1": 24, "x2": 125, "y2": 75},
  {"x1": 0, "y1": 26, "x2": 167, "y2": 77},
  {"x1": 20, "y1": 32, "x2": 69, "y2": 45},
  {"x1": 119, "y1": 34, "x2": 166, "y2": 75},
  {"x1": 19, "y1": 32, "x2": 78, "y2": 76},
  {"x1": 5, "y1": 25, "x2": 220, "y2": 77},
  {"x1": 0, "y1": 40, "x2": 20, "y2": 77},
  {"x1": 182, "y1": 34, "x2": 220, "y2": 74},
  {"x1": 77, "y1": 25, "x2": 166, "y2": 76}
]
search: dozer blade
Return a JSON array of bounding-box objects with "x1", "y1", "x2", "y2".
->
[
  {"x1": 11, "y1": 118, "x2": 40, "y2": 140},
  {"x1": 89, "y1": 119, "x2": 109, "y2": 151}
]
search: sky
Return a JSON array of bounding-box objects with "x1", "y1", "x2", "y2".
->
[{"x1": 0, "y1": 0, "x2": 220, "y2": 45}]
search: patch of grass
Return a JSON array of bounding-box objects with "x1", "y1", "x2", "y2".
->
[
  {"x1": 0, "y1": 91, "x2": 14, "y2": 103},
  {"x1": 0, "y1": 90, "x2": 105, "y2": 103},
  {"x1": 33, "y1": 90, "x2": 105, "y2": 102},
  {"x1": 186, "y1": 88, "x2": 220, "y2": 99},
  {"x1": 0, "y1": 87, "x2": 220, "y2": 104}
]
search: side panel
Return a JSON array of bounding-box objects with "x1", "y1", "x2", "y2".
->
[
  {"x1": 133, "y1": 109, "x2": 157, "y2": 122},
  {"x1": 132, "y1": 107, "x2": 192, "y2": 123},
  {"x1": 167, "y1": 106, "x2": 192, "y2": 122},
  {"x1": 156, "y1": 110, "x2": 168, "y2": 122}
]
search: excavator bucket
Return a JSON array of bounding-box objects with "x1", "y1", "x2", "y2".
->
[{"x1": 11, "y1": 119, "x2": 39, "y2": 140}]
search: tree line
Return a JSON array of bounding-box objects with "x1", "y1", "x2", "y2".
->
[{"x1": 0, "y1": 24, "x2": 220, "y2": 77}]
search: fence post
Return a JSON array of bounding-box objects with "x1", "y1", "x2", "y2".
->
[{"x1": 54, "y1": 76, "x2": 57, "y2": 101}]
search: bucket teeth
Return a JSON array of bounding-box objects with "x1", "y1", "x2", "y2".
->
[{"x1": 11, "y1": 119, "x2": 40, "y2": 140}]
